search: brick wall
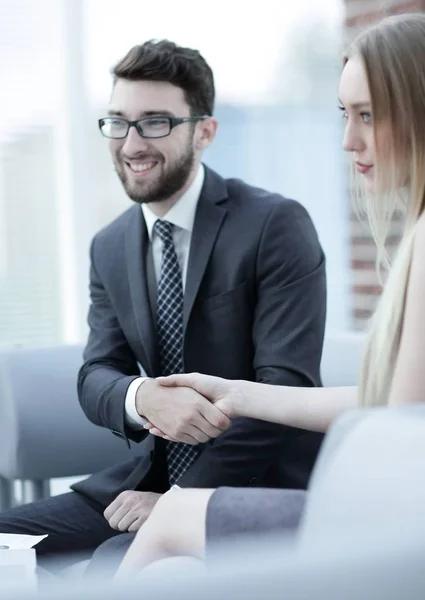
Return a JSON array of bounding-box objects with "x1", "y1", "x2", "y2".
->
[{"x1": 344, "y1": 0, "x2": 425, "y2": 329}]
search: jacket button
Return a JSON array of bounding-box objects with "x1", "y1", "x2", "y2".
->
[{"x1": 249, "y1": 477, "x2": 257, "y2": 485}]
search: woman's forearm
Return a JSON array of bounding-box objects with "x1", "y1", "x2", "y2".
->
[{"x1": 237, "y1": 382, "x2": 359, "y2": 433}]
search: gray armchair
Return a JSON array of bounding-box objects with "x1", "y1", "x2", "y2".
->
[
  {"x1": 0, "y1": 344, "x2": 144, "y2": 510},
  {"x1": 0, "y1": 330, "x2": 366, "y2": 511}
]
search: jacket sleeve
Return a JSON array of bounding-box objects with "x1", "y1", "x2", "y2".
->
[{"x1": 77, "y1": 237, "x2": 148, "y2": 446}]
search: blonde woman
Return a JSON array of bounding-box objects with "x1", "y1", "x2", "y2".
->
[{"x1": 115, "y1": 13, "x2": 425, "y2": 576}]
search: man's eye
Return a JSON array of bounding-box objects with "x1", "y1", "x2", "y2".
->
[
  {"x1": 147, "y1": 118, "x2": 168, "y2": 127},
  {"x1": 107, "y1": 119, "x2": 127, "y2": 129}
]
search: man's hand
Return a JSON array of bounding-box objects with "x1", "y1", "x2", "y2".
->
[
  {"x1": 158, "y1": 373, "x2": 243, "y2": 419},
  {"x1": 136, "y1": 379, "x2": 231, "y2": 444},
  {"x1": 144, "y1": 374, "x2": 243, "y2": 440},
  {"x1": 104, "y1": 491, "x2": 161, "y2": 533}
]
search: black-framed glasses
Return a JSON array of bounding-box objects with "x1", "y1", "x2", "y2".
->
[{"x1": 98, "y1": 115, "x2": 209, "y2": 139}]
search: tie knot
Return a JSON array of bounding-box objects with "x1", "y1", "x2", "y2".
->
[{"x1": 154, "y1": 220, "x2": 174, "y2": 244}]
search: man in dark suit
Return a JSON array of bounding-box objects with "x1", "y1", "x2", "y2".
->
[{"x1": 0, "y1": 39, "x2": 326, "y2": 568}]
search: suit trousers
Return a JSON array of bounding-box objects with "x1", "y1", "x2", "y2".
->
[{"x1": 0, "y1": 491, "x2": 118, "y2": 572}]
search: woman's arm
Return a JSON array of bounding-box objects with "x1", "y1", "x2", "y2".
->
[
  {"x1": 234, "y1": 381, "x2": 358, "y2": 433},
  {"x1": 154, "y1": 375, "x2": 359, "y2": 435}
]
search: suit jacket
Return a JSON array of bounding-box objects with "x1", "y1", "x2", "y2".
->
[{"x1": 73, "y1": 166, "x2": 327, "y2": 508}]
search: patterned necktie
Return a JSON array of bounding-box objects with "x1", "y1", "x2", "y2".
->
[{"x1": 154, "y1": 219, "x2": 200, "y2": 485}]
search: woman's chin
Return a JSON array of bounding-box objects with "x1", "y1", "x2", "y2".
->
[
  {"x1": 363, "y1": 181, "x2": 377, "y2": 194},
  {"x1": 360, "y1": 171, "x2": 377, "y2": 194}
]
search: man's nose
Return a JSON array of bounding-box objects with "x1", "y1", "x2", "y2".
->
[{"x1": 122, "y1": 125, "x2": 150, "y2": 156}]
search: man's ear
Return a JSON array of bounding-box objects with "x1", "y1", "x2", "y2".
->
[{"x1": 195, "y1": 117, "x2": 218, "y2": 150}]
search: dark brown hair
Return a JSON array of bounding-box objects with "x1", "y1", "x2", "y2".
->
[{"x1": 112, "y1": 39, "x2": 215, "y2": 116}]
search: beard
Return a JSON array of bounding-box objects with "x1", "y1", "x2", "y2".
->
[{"x1": 113, "y1": 137, "x2": 196, "y2": 205}]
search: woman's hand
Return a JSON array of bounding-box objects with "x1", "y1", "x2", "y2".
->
[{"x1": 143, "y1": 374, "x2": 244, "y2": 439}]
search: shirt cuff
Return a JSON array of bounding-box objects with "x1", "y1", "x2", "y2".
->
[{"x1": 124, "y1": 377, "x2": 149, "y2": 429}]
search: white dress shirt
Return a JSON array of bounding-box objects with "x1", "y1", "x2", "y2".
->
[{"x1": 124, "y1": 165, "x2": 205, "y2": 428}]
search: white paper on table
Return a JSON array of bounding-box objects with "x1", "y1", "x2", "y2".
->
[{"x1": 0, "y1": 533, "x2": 48, "y2": 550}]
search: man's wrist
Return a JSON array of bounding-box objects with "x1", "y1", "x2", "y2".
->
[
  {"x1": 135, "y1": 378, "x2": 158, "y2": 418},
  {"x1": 125, "y1": 378, "x2": 149, "y2": 428}
]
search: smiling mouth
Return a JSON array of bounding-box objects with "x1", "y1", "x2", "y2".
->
[{"x1": 125, "y1": 160, "x2": 159, "y2": 175}]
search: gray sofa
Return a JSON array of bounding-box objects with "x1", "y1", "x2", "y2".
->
[
  {"x1": 3, "y1": 405, "x2": 425, "y2": 598},
  {"x1": 2, "y1": 329, "x2": 425, "y2": 597}
]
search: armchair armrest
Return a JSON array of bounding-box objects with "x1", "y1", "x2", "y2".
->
[{"x1": 0, "y1": 344, "x2": 143, "y2": 481}]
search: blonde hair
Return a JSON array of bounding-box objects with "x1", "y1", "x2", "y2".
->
[{"x1": 345, "y1": 14, "x2": 425, "y2": 406}]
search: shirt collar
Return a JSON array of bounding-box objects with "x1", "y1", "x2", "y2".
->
[{"x1": 141, "y1": 165, "x2": 205, "y2": 240}]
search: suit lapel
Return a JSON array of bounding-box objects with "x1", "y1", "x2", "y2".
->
[
  {"x1": 183, "y1": 168, "x2": 228, "y2": 329},
  {"x1": 125, "y1": 206, "x2": 159, "y2": 376}
]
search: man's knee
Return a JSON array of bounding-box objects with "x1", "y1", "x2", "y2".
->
[{"x1": 0, "y1": 503, "x2": 42, "y2": 534}]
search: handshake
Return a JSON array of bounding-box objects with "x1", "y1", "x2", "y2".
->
[{"x1": 136, "y1": 374, "x2": 244, "y2": 445}]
